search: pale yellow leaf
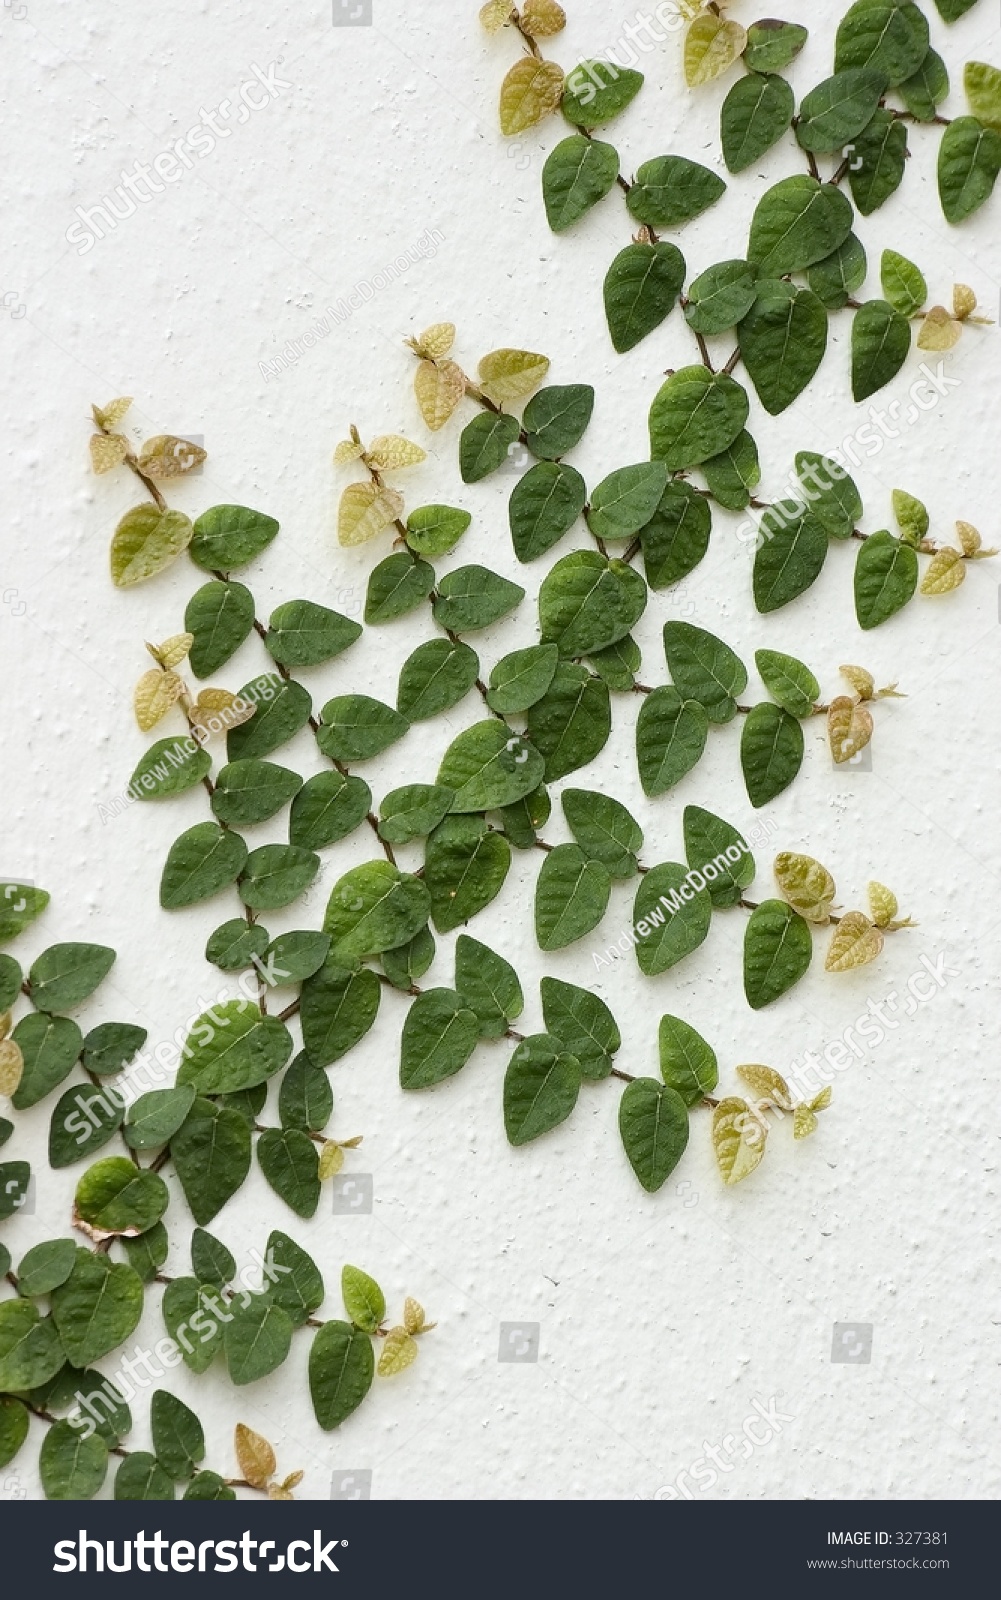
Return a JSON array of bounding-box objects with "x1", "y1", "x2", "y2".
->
[
  {"x1": 339, "y1": 1135, "x2": 364, "y2": 1149},
  {"x1": 318, "y1": 1140, "x2": 344, "y2": 1180},
  {"x1": 825, "y1": 912, "x2": 884, "y2": 973},
  {"x1": 404, "y1": 1297, "x2": 425, "y2": 1335},
  {"x1": 917, "y1": 306, "x2": 962, "y2": 351},
  {"x1": 156, "y1": 632, "x2": 194, "y2": 669},
  {"x1": 867, "y1": 881, "x2": 898, "y2": 929},
  {"x1": 498, "y1": 57, "x2": 565, "y2": 136},
  {"x1": 736, "y1": 1064, "x2": 793, "y2": 1112},
  {"x1": 94, "y1": 397, "x2": 133, "y2": 430},
  {"x1": 235, "y1": 1423, "x2": 276, "y2": 1490},
  {"x1": 377, "y1": 1327, "x2": 419, "y2": 1376},
  {"x1": 712, "y1": 1097, "x2": 767, "y2": 1186},
  {"x1": 138, "y1": 434, "x2": 207, "y2": 477},
  {"x1": 920, "y1": 547, "x2": 966, "y2": 594},
  {"x1": 774, "y1": 852, "x2": 837, "y2": 924},
  {"x1": 522, "y1": 0, "x2": 566, "y2": 37},
  {"x1": 337, "y1": 480, "x2": 405, "y2": 547},
  {"x1": 0, "y1": 1039, "x2": 24, "y2": 1097},
  {"x1": 134, "y1": 669, "x2": 184, "y2": 732},
  {"x1": 365, "y1": 435, "x2": 427, "y2": 471},
  {"x1": 956, "y1": 520, "x2": 981, "y2": 557},
  {"x1": 415, "y1": 322, "x2": 456, "y2": 360},
  {"x1": 809, "y1": 1086, "x2": 833, "y2": 1112},
  {"x1": 953, "y1": 283, "x2": 977, "y2": 320},
  {"x1": 875, "y1": 682, "x2": 905, "y2": 699},
  {"x1": 793, "y1": 1106, "x2": 819, "y2": 1140},
  {"x1": 479, "y1": 0, "x2": 514, "y2": 32},
  {"x1": 685, "y1": 14, "x2": 747, "y2": 87},
  {"x1": 414, "y1": 358, "x2": 466, "y2": 431},
  {"x1": 269, "y1": 1485, "x2": 294, "y2": 1500},
  {"x1": 334, "y1": 438, "x2": 365, "y2": 465},
  {"x1": 478, "y1": 347, "x2": 551, "y2": 405},
  {"x1": 90, "y1": 433, "x2": 128, "y2": 474},
  {"x1": 0, "y1": 1012, "x2": 10, "y2": 1043},
  {"x1": 839, "y1": 664, "x2": 874, "y2": 701},
  {"x1": 195, "y1": 688, "x2": 238, "y2": 713},
  {"x1": 828, "y1": 695, "x2": 874, "y2": 765},
  {"x1": 281, "y1": 1470, "x2": 304, "y2": 1492}
]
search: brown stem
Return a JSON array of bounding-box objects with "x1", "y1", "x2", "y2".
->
[{"x1": 722, "y1": 347, "x2": 742, "y2": 377}]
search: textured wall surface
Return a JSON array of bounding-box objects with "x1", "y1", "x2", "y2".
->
[{"x1": 1, "y1": 0, "x2": 999, "y2": 1502}]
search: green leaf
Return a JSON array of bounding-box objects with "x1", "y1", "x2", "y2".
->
[
  {"x1": 562, "y1": 788, "x2": 642, "y2": 879},
  {"x1": 965, "y1": 61, "x2": 1001, "y2": 131},
  {"x1": 0, "y1": 1395, "x2": 29, "y2": 1469},
  {"x1": 0, "y1": 1160, "x2": 29, "y2": 1220},
  {"x1": 848, "y1": 109, "x2": 908, "y2": 215},
  {"x1": 205, "y1": 919, "x2": 269, "y2": 972},
  {"x1": 426, "y1": 815, "x2": 511, "y2": 932},
  {"x1": 540, "y1": 978, "x2": 619, "y2": 1081},
  {"x1": 938, "y1": 116, "x2": 1001, "y2": 223},
  {"x1": 317, "y1": 694, "x2": 409, "y2": 762},
  {"x1": 238, "y1": 844, "x2": 319, "y2": 911},
  {"x1": 854, "y1": 530, "x2": 919, "y2": 628},
  {"x1": 397, "y1": 638, "x2": 479, "y2": 722},
  {"x1": 649, "y1": 366, "x2": 749, "y2": 471},
  {"x1": 587, "y1": 463, "x2": 668, "y2": 541},
  {"x1": 664, "y1": 620, "x2": 748, "y2": 723},
  {"x1": 191, "y1": 1228, "x2": 236, "y2": 1286},
  {"x1": 16, "y1": 1239, "x2": 77, "y2": 1297},
  {"x1": 744, "y1": 899, "x2": 814, "y2": 1009},
  {"x1": 743, "y1": 19, "x2": 808, "y2": 74},
  {"x1": 266, "y1": 1230, "x2": 325, "y2": 1326},
  {"x1": 380, "y1": 784, "x2": 455, "y2": 845},
  {"x1": 129, "y1": 735, "x2": 211, "y2": 802},
  {"x1": 400, "y1": 988, "x2": 480, "y2": 1089},
  {"x1": 433, "y1": 565, "x2": 525, "y2": 631},
  {"x1": 523, "y1": 384, "x2": 595, "y2": 459},
  {"x1": 796, "y1": 69, "x2": 886, "y2": 153},
  {"x1": 225, "y1": 1298, "x2": 294, "y2": 1386},
  {"x1": 535, "y1": 845, "x2": 611, "y2": 951},
  {"x1": 701, "y1": 430, "x2": 760, "y2": 511},
  {"x1": 290, "y1": 770, "x2": 372, "y2": 850},
  {"x1": 0, "y1": 1298, "x2": 65, "y2": 1389},
  {"x1": 161, "y1": 1277, "x2": 224, "y2": 1372},
  {"x1": 52, "y1": 1251, "x2": 143, "y2": 1365},
  {"x1": 881, "y1": 248, "x2": 927, "y2": 317},
  {"x1": 438, "y1": 721, "x2": 544, "y2": 813},
  {"x1": 721, "y1": 71, "x2": 794, "y2": 171},
  {"x1": 81, "y1": 1021, "x2": 146, "y2": 1077},
  {"x1": 500, "y1": 784, "x2": 551, "y2": 849},
  {"x1": 279, "y1": 1052, "x2": 333, "y2": 1133},
  {"x1": 211, "y1": 760, "x2": 302, "y2": 827},
  {"x1": 504, "y1": 1035, "x2": 581, "y2": 1146},
  {"x1": 640, "y1": 481, "x2": 712, "y2": 590},
  {"x1": 526, "y1": 662, "x2": 611, "y2": 781},
  {"x1": 835, "y1": 0, "x2": 929, "y2": 85},
  {"x1": 459, "y1": 412, "x2": 521, "y2": 483},
  {"x1": 618, "y1": 1079, "x2": 689, "y2": 1192},
  {"x1": 309, "y1": 1320, "x2": 374, "y2": 1429},
  {"x1": 899, "y1": 47, "x2": 949, "y2": 122},
  {"x1": 748, "y1": 176, "x2": 853, "y2": 276},
  {"x1": 115, "y1": 1451, "x2": 176, "y2": 1501},
  {"x1": 28, "y1": 943, "x2": 115, "y2": 1014},
  {"x1": 0, "y1": 883, "x2": 49, "y2": 944},
  {"x1": 365, "y1": 553, "x2": 436, "y2": 623},
  {"x1": 683, "y1": 804, "x2": 754, "y2": 909},
  {"x1": 185, "y1": 580, "x2": 255, "y2": 678},
  {"x1": 807, "y1": 232, "x2": 867, "y2": 310},
  {"x1": 933, "y1": 0, "x2": 979, "y2": 17},
  {"x1": 405, "y1": 503, "x2": 471, "y2": 558},
  {"x1": 588, "y1": 634, "x2": 641, "y2": 691},
  {"x1": 190, "y1": 504, "x2": 279, "y2": 570},
  {"x1": 301, "y1": 958, "x2": 381, "y2": 1066},
  {"x1": 226, "y1": 675, "x2": 312, "y2": 761},
  {"x1": 509, "y1": 462, "x2": 587, "y2": 562},
  {"x1": 753, "y1": 501, "x2": 829, "y2": 611},
  {"x1": 603, "y1": 242, "x2": 686, "y2": 353},
  {"x1": 40, "y1": 1421, "x2": 108, "y2": 1500},
  {"x1": 11, "y1": 1013, "x2": 83, "y2": 1110},
  {"x1": 684, "y1": 259, "x2": 759, "y2": 336},
  {"x1": 562, "y1": 60, "x2": 644, "y2": 125},
  {"x1": 634, "y1": 864, "x2": 713, "y2": 975},
  {"x1": 177, "y1": 1000, "x2": 292, "y2": 1095},
  {"x1": 151, "y1": 1389, "x2": 204, "y2": 1479},
  {"x1": 487, "y1": 644, "x2": 559, "y2": 714},
  {"x1": 739, "y1": 281, "x2": 828, "y2": 416},
  {"x1": 265, "y1": 599, "x2": 361, "y2": 668},
  {"x1": 627, "y1": 155, "x2": 726, "y2": 227},
  {"x1": 170, "y1": 1098, "x2": 252, "y2": 1224},
  {"x1": 160, "y1": 823, "x2": 250, "y2": 910},
  {"x1": 257, "y1": 1127, "x2": 321, "y2": 1217},
  {"x1": 110, "y1": 505, "x2": 193, "y2": 587},
  {"x1": 543, "y1": 135, "x2": 619, "y2": 232},
  {"x1": 755, "y1": 648, "x2": 820, "y2": 718},
  {"x1": 852, "y1": 299, "x2": 911, "y2": 401},
  {"x1": 539, "y1": 551, "x2": 648, "y2": 658},
  {"x1": 794, "y1": 451, "x2": 862, "y2": 539},
  {"x1": 342, "y1": 1265, "x2": 385, "y2": 1333},
  {"x1": 122, "y1": 1221, "x2": 168, "y2": 1284},
  {"x1": 636, "y1": 688, "x2": 709, "y2": 796},
  {"x1": 741, "y1": 702, "x2": 805, "y2": 807},
  {"x1": 184, "y1": 1471, "x2": 237, "y2": 1501},
  {"x1": 382, "y1": 926, "x2": 436, "y2": 989},
  {"x1": 0, "y1": 952, "x2": 21, "y2": 1010},
  {"x1": 324, "y1": 862, "x2": 430, "y2": 962},
  {"x1": 454, "y1": 935, "x2": 523, "y2": 1038},
  {"x1": 658, "y1": 1015, "x2": 718, "y2": 1107},
  {"x1": 124, "y1": 1085, "x2": 196, "y2": 1150},
  {"x1": 75, "y1": 1156, "x2": 169, "y2": 1234}
]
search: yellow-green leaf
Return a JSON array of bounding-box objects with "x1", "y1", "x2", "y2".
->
[
  {"x1": 840, "y1": 664, "x2": 875, "y2": 700},
  {"x1": 920, "y1": 547, "x2": 966, "y2": 594},
  {"x1": 685, "y1": 14, "x2": 747, "y2": 87},
  {"x1": 333, "y1": 438, "x2": 365, "y2": 465},
  {"x1": 138, "y1": 434, "x2": 207, "y2": 477},
  {"x1": 499, "y1": 57, "x2": 565, "y2": 136},
  {"x1": 0, "y1": 1039, "x2": 24, "y2": 1097},
  {"x1": 478, "y1": 347, "x2": 551, "y2": 405},
  {"x1": 917, "y1": 305, "x2": 962, "y2": 351},
  {"x1": 365, "y1": 435, "x2": 427, "y2": 470},
  {"x1": 337, "y1": 481, "x2": 405, "y2": 547},
  {"x1": 810, "y1": 1086, "x2": 833, "y2": 1112},
  {"x1": 377, "y1": 1327, "x2": 418, "y2": 1376},
  {"x1": 90, "y1": 433, "x2": 127, "y2": 474},
  {"x1": 736, "y1": 1064, "x2": 793, "y2": 1111},
  {"x1": 318, "y1": 1140, "x2": 344, "y2": 1179},
  {"x1": 522, "y1": 0, "x2": 566, "y2": 37},
  {"x1": 956, "y1": 520, "x2": 981, "y2": 556},
  {"x1": 414, "y1": 358, "x2": 466, "y2": 431},
  {"x1": 94, "y1": 396, "x2": 133, "y2": 430},
  {"x1": 404, "y1": 1297, "x2": 427, "y2": 1335},
  {"x1": 156, "y1": 633, "x2": 194, "y2": 669},
  {"x1": 825, "y1": 911, "x2": 884, "y2": 972},
  {"x1": 774, "y1": 852, "x2": 837, "y2": 924},
  {"x1": 712, "y1": 1096, "x2": 767, "y2": 1185},
  {"x1": 964, "y1": 61, "x2": 1001, "y2": 134},
  {"x1": 794, "y1": 1104, "x2": 818, "y2": 1139},
  {"x1": 134, "y1": 669, "x2": 184, "y2": 732},
  {"x1": 234, "y1": 1423, "x2": 275, "y2": 1489},
  {"x1": 828, "y1": 695, "x2": 873, "y2": 764},
  {"x1": 868, "y1": 881, "x2": 898, "y2": 928},
  {"x1": 414, "y1": 322, "x2": 456, "y2": 360},
  {"x1": 110, "y1": 505, "x2": 194, "y2": 588},
  {"x1": 953, "y1": 283, "x2": 978, "y2": 320},
  {"x1": 479, "y1": 0, "x2": 514, "y2": 32}
]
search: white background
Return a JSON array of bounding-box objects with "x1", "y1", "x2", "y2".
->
[{"x1": 1, "y1": 0, "x2": 1000, "y2": 1501}]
